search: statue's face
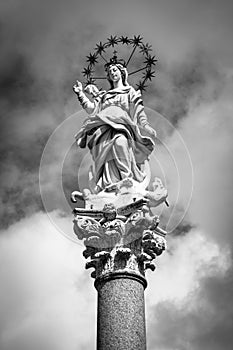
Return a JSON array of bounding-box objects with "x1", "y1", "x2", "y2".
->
[{"x1": 108, "y1": 65, "x2": 122, "y2": 83}]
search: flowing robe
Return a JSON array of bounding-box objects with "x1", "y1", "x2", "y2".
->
[{"x1": 75, "y1": 86, "x2": 154, "y2": 192}]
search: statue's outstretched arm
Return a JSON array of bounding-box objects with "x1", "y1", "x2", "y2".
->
[
  {"x1": 138, "y1": 110, "x2": 157, "y2": 141},
  {"x1": 73, "y1": 80, "x2": 95, "y2": 115},
  {"x1": 131, "y1": 89, "x2": 157, "y2": 141}
]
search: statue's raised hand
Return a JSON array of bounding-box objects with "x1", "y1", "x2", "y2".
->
[{"x1": 73, "y1": 80, "x2": 83, "y2": 95}]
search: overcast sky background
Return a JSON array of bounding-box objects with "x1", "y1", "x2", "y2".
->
[{"x1": 0, "y1": 0, "x2": 233, "y2": 349}]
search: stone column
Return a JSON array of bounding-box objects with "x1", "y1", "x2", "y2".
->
[
  {"x1": 72, "y1": 179, "x2": 167, "y2": 350},
  {"x1": 95, "y1": 272, "x2": 147, "y2": 350}
]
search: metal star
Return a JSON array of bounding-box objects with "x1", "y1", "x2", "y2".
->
[
  {"x1": 86, "y1": 53, "x2": 98, "y2": 65},
  {"x1": 130, "y1": 35, "x2": 143, "y2": 47},
  {"x1": 119, "y1": 36, "x2": 131, "y2": 45},
  {"x1": 136, "y1": 81, "x2": 147, "y2": 92},
  {"x1": 143, "y1": 69, "x2": 156, "y2": 81},
  {"x1": 139, "y1": 43, "x2": 152, "y2": 55},
  {"x1": 144, "y1": 55, "x2": 157, "y2": 67},
  {"x1": 82, "y1": 66, "x2": 93, "y2": 78},
  {"x1": 95, "y1": 42, "x2": 106, "y2": 55},
  {"x1": 107, "y1": 35, "x2": 119, "y2": 47}
]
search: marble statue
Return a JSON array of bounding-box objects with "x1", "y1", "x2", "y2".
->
[
  {"x1": 71, "y1": 38, "x2": 168, "y2": 279},
  {"x1": 73, "y1": 62, "x2": 157, "y2": 193}
]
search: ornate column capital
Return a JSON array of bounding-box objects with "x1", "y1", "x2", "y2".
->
[{"x1": 72, "y1": 178, "x2": 167, "y2": 284}]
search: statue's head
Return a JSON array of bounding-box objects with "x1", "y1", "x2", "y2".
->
[{"x1": 106, "y1": 64, "x2": 129, "y2": 89}]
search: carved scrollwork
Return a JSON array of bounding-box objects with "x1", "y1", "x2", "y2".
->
[
  {"x1": 138, "y1": 229, "x2": 167, "y2": 271},
  {"x1": 73, "y1": 216, "x2": 102, "y2": 240},
  {"x1": 72, "y1": 181, "x2": 168, "y2": 279},
  {"x1": 127, "y1": 210, "x2": 142, "y2": 226}
]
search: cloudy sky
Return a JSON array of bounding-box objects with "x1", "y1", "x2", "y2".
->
[{"x1": 0, "y1": 0, "x2": 233, "y2": 349}]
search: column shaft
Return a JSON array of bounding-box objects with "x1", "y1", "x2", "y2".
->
[{"x1": 95, "y1": 274, "x2": 147, "y2": 350}]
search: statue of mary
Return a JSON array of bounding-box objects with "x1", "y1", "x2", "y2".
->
[{"x1": 73, "y1": 60, "x2": 157, "y2": 194}]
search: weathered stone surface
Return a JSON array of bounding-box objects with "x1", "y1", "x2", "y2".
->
[
  {"x1": 73, "y1": 205, "x2": 167, "y2": 279},
  {"x1": 95, "y1": 274, "x2": 146, "y2": 350}
]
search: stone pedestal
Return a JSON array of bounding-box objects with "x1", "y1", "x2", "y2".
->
[{"x1": 72, "y1": 178, "x2": 168, "y2": 350}]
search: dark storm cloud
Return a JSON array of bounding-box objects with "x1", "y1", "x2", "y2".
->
[
  {"x1": 145, "y1": 69, "x2": 233, "y2": 349},
  {"x1": 146, "y1": 51, "x2": 225, "y2": 125},
  {"x1": 148, "y1": 267, "x2": 233, "y2": 350},
  {"x1": 0, "y1": 0, "x2": 106, "y2": 227},
  {"x1": 170, "y1": 220, "x2": 195, "y2": 237},
  {"x1": 146, "y1": 229, "x2": 232, "y2": 350},
  {"x1": 0, "y1": 1, "x2": 233, "y2": 350}
]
